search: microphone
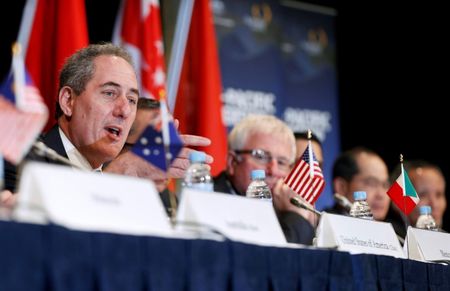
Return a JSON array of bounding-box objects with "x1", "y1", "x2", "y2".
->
[
  {"x1": 334, "y1": 193, "x2": 353, "y2": 211},
  {"x1": 290, "y1": 197, "x2": 322, "y2": 216},
  {"x1": 32, "y1": 141, "x2": 84, "y2": 170}
]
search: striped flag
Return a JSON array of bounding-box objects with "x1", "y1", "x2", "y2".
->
[
  {"x1": 284, "y1": 140, "x2": 325, "y2": 204},
  {"x1": 387, "y1": 163, "x2": 419, "y2": 215},
  {"x1": 0, "y1": 44, "x2": 48, "y2": 164},
  {"x1": 113, "y1": 0, "x2": 166, "y2": 100}
]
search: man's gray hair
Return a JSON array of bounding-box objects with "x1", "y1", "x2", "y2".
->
[
  {"x1": 56, "y1": 43, "x2": 135, "y2": 118},
  {"x1": 228, "y1": 114, "x2": 296, "y2": 163}
]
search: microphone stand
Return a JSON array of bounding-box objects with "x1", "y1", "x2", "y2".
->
[
  {"x1": 290, "y1": 196, "x2": 322, "y2": 246},
  {"x1": 333, "y1": 193, "x2": 352, "y2": 212},
  {"x1": 32, "y1": 141, "x2": 85, "y2": 170},
  {"x1": 290, "y1": 197, "x2": 322, "y2": 217}
]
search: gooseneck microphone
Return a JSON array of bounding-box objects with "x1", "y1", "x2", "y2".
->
[
  {"x1": 32, "y1": 141, "x2": 85, "y2": 170},
  {"x1": 290, "y1": 197, "x2": 322, "y2": 216},
  {"x1": 333, "y1": 193, "x2": 353, "y2": 212}
]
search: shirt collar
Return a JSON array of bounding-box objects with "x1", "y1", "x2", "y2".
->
[{"x1": 59, "y1": 127, "x2": 103, "y2": 172}]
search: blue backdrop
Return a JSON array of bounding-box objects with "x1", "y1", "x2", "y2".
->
[{"x1": 213, "y1": 0, "x2": 339, "y2": 210}]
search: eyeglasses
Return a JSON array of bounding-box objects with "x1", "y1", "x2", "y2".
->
[
  {"x1": 354, "y1": 176, "x2": 390, "y2": 190},
  {"x1": 234, "y1": 149, "x2": 292, "y2": 171}
]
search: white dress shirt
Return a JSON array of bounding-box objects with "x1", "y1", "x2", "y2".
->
[{"x1": 59, "y1": 128, "x2": 102, "y2": 172}]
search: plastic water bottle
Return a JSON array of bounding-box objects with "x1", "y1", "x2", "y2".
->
[
  {"x1": 246, "y1": 170, "x2": 272, "y2": 201},
  {"x1": 183, "y1": 151, "x2": 213, "y2": 192},
  {"x1": 349, "y1": 191, "x2": 373, "y2": 220},
  {"x1": 415, "y1": 205, "x2": 438, "y2": 231}
]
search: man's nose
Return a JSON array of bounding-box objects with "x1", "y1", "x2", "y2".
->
[
  {"x1": 113, "y1": 95, "x2": 132, "y2": 119},
  {"x1": 428, "y1": 195, "x2": 438, "y2": 210},
  {"x1": 266, "y1": 158, "x2": 280, "y2": 176}
]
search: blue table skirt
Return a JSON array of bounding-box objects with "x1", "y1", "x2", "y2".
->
[{"x1": 0, "y1": 221, "x2": 448, "y2": 291}]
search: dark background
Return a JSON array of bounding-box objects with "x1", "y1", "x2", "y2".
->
[{"x1": 1, "y1": 1, "x2": 448, "y2": 229}]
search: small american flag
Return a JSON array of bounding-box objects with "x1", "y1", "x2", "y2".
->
[
  {"x1": 0, "y1": 43, "x2": 48, "y2": 165},
  {"x1": 284, "y1": 140, "x2": 325, "y2": 205}
]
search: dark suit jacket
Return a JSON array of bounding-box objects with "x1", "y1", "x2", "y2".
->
[
  {"x1": 213, "y1": 171, "x2": 239, "y2": 195},
  {"x1": 213, "y1": 171, "x2": 315, "y2": 245},
  {"x1": 3, "y1": 125, "x2": 178, "y2": 218},
  {"x1": 4, "y1": 125, "x2": 67, "y2": 192}
]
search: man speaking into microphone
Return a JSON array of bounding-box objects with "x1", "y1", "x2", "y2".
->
[
  {"x1": 4, "y1": 43, "x2": 139, "y2": 192},
  {"x1": 3, "y1": 43, "x2": 210, "y2": 198}
]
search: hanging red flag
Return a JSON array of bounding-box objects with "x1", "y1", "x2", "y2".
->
[
  {"x1": 18, "y1": 0, "x2": 89, "y2": 131},
  {"x1": 174, "y1": 0, "x2": 228, "y2": 176},
  {"x1": 113, "y1": 0, "x2": 166, "y2": 100}
]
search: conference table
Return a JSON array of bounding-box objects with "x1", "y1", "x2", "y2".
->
[{"x1": 0, "y1": 220, "x2": 449, "y2": 291}]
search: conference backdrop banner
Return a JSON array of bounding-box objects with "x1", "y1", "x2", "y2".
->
[{"x1": 213, "y1": 0, "x2": 339, "y2": 209}]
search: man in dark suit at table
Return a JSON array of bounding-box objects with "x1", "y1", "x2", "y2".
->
[
  {"x1": 213, "y1": 114, "x2": 315, "y2": 245},
  {"x1": 2, "y1": 43, "x2": 212, "y2": 206},
  {"x1": 324, "y1": 147, "x2": 407, "y2": 239},
  {"x1": 3, "y1": 43, "x2": 139, "y2": 194}
]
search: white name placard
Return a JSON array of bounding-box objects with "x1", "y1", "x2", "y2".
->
[
  {"x1": 316, "y1": 213, "x2": 405, "y2": 258},
  {"x1": 13, "y1": 162, "x2": 174, "y2": 237},
  {"x1": 404, "y1": 226, "x2": 450, "y2": 263},
  {"x1": 175, "y1": 189, "x2": 287, "y2": 247}
]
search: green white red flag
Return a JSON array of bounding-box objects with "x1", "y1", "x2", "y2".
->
[{"x1": 387, "y1": 164, "x2": 419, "y2": 215}]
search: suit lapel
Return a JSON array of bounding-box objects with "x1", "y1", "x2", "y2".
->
[{"x1": 41, "y1": 125, "x2": 68, "y2": 159}]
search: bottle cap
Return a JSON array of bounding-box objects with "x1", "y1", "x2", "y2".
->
[
  {"x1": 251, "y1": 169, "x2": 265, "y2": 180},
  {"x1": 419, "y1": 205, "x2": 432, "y2": 215},
  {"x1": 353, "y1": 191, "x2": 367, "y2": 201},
  {"x1": 189, "y1": 151, "x2": 206, "y2": 163}
]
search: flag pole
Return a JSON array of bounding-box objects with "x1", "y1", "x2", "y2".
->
[
  {"x1": 400, "y1": 153, "x2": 410, "y2": 259},
  {"x1": 159, "y1": 90, "x2": 178, "y2": 222},
  {"x1": 307, "y1": 129, "x2": 319, "y2": 230},
  {"x1": 166, "y1": 0, "x2": 196, "y2": 113}
]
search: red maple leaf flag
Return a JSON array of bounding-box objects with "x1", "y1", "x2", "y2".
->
[
  {"x1": 113, "y1": 0, "x2": 166, "y2": 100},
  {"x1": 17, "y1": 0, "x2": 89, "y2": 131},
  {"x1": 284, "y1": 140, "x2": 325, "y2": 205}
]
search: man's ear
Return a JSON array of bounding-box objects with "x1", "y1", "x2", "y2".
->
[
  {"x1": 333, "y1": 177, "x2": 351, "y2": 200},
  {"x1": 58, "y1": 86, "x2": 74, "y2": 117},
  {"x1": 227, "y1": 151, "x2": 239, "y2": 175}
]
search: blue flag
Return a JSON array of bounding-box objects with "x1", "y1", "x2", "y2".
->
[{"x1": 132, "y1": 120, "x2": 183, "y2": 171}]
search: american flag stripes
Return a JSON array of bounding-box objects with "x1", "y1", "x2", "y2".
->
[
  {"x1": 0, "y1": 44, "x2": 48, "y2": 164},
  {"x1": 284, "y1": 140, "x2": 325, "y2": 205}
]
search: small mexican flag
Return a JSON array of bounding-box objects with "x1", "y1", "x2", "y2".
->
[{"x1": 387, "y1": 164, "x2": 419, "y2": 215}]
